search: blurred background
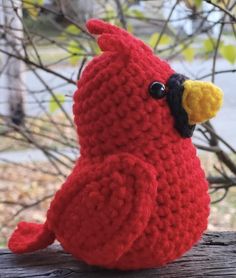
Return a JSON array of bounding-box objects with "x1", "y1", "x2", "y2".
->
[{"x1": 0, "y1": 0, "x2": 235, "y2": 247}]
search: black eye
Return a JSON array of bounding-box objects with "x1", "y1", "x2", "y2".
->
[{"x1": 149, "y1": 81, "x2": 166, "y2": 99}]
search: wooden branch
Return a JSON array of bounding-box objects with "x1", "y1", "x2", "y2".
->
[
  {"x1": 153, "y1": 0, "x2": 179, "y2": 51},
  {"x1": 208, "y1": 176, "x2": 236, "y2": 184},
  {"x1": 211, "y1": 11, "x2": 226, "y2": 83},
  {"x1": 0, "y1": 48, "x2": 76, "y2": 85},
  {"x1": 0, "y1": 232, "x2": 235, "y2": 277},
  {"x1": 204, "y1": 122, "x2": 236, "y2": 176},
  {"x1": 205, "y1": 0, "x2": 236, "y2": 22},
  {"x1": 198, "y1": 69, "x2": 236, "y2": 79},
  {"x1": 114, "y1": 0, "x2": 127, "y2": 29},
  {"x1": 22, "y1": 0, "x2": 94, "y2": 38}
]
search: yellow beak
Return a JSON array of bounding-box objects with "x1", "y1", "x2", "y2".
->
[{"x1": 182, "y1": 80, "x2": 223, "y2": 125}]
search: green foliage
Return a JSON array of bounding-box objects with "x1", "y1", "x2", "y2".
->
[
  {"x1": 104, "y1": 5, "x2": 116, "y2": 24},
  {"x1": 23, "y1": 0, "x2": 44, "y2": 19},
  {"x1": 0, "y1": 241, "x2": 6, "y2": 248},
  {"x1": 194, "y1": 0, "x2": 203, "y2": 8},
  {"x1": 127, "y1": 23, "x2": 134, "y2": 33},
  {"x1": 92, "y1": 43, "x2": 101, "y2": 55},
  {"x1": 202, "y1": 39, "x2": 236, "y2": 64},
  {"x1": 149, "y1": 32, "x2": 172, "y2": 48},
  {"x1": 219, "y1": 44, "x2": 236, "y2": 64},
  {"x1": 59, "y1": 25, "x2": 81, "y2": 42},
  {"x1": 130, "y1": 9, "x2": 145, "y2": 19},
  {"x1": 125, "y1": 8, "x2": 145, "y2": 19},
  {"x1": 49, "y1": 94, "x2": 65, "y2": 113},
  {"x1": 67, "y1": 40, "x2": 84, "y2": 65},
  {"x1": 182, "y1": 47, "x2": 195, "y2": 62},
  {"x1": 203, "y1": 38, "x2": 216, "y2": 53},
  {"x1": 184, "y1": 0, "x2": 202, "y2": 9},
  {"x1": 65, "y1": 24, "x2": 81, "y2": 36}
]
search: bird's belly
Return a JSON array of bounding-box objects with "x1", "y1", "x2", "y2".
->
[{"x1": 112, "y1": 172, "x2": 210, "y2": 270}]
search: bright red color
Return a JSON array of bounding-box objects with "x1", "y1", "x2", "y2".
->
[{"x1": 8, "y1": 19, "x2": 210, "y2": 270}]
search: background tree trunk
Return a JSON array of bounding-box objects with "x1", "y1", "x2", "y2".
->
[{"x1": 0, "y1": 0, "x2": 25, "y2": 126}]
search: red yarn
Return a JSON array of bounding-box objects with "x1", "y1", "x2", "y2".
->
[
  {"x1": 8, "y1": 222, "x2": 55, "y2": 253},
  {"x1": 8, "y1": 19, "x2": 210, "y2": 270}
]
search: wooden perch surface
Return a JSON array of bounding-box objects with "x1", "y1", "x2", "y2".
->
[{"x1": 0, "y1": 232, "x2": 236, "y2": 278}]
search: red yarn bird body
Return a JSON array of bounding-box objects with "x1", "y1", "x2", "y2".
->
[{"x1": 8, "y1": 19, "x2": 210, "y2": 270}]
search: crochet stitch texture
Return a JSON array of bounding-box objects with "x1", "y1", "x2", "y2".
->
[{"x1": 8, "y1": 19, "x2": 223, "y2": 270}]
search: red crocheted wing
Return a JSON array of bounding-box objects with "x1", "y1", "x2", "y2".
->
[
  {"x1": 86, "y1": 19, "x2": 153, "y2": 54},
  {"x1": 47, "y1": 153, "x2": 158, "y2": 267}
]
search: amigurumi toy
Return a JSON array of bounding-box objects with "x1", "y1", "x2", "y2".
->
[{"x1": 8, "y1": 19, "x2": 223, "y2": 270}]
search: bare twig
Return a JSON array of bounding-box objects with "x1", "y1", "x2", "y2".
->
[{"x1": 204, "y1": 0, "x2": 236, "y2": 22}]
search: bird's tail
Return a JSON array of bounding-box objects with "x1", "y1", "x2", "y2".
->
[{"x1": 8, "y1": 221, "x2": 55, "y2": 254}]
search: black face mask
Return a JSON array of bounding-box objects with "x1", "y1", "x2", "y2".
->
[{"x1": 166, "y1": 73, "x2": 195, "y2": 138}]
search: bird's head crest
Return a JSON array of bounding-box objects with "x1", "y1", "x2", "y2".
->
[{"x1": 86, "y1": 19, "x2": 153, "y2": 55}]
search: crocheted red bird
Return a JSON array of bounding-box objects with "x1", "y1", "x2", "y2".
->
[{"x1": 8, "y1": 19, "x2": 223, "y2": 270}]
